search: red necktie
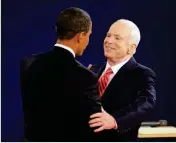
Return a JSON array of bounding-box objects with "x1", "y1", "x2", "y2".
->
[{"x1": 98, "y1": 67, "x2": 113, "y2": 96}]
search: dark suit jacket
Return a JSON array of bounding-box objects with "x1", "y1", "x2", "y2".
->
[
  {"x1": 90, "y1": 57, "x2": 156, "y2": 141},
  {"x1": 20, "y1": 46, "x2": 101, "y2": 142}
]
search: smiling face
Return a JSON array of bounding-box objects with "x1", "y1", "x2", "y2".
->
[{"x1": 103, "y1": 20, "x2": 137, "y2": 63}]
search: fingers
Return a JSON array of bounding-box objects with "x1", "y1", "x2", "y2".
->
[
  {"x1": 89, "y1": 118, "x2": 101, "y2": 124},
  {"x1": 94, "y1": 126, "x2": 104, "y2": 133},
  {"x1": 90, "y1": 113, "x2": 103, "y2": 119},
  {"x1": 101, "y1": 107, "x2": 105, "y2": 112},
  {"x1": 87, "y1": 64, "x2": 92, "y2": 69},
  {"x1": 89, "y1": 122, "x2": 102, "y2": 128}
]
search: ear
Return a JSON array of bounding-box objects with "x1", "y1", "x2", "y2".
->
[
  {"x1": 128, "y1": 44, "x2": 137, "y2": 54},
  {"x1": 76, "y1": 32, "x2": 86, "y2": 43}
]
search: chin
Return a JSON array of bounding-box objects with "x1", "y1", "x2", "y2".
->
[
  {"x1": 105, "y1": 53, "x2": 115, "y2": 61},
  {"x1": 104, "y1": 52, "x2": 110, "y2": 58},
  {"x1": 76, "y1": 53, "x2": 81, "y2": 57},
  {"x1": 78, "y1": 51, "x2": 83, "y2": 56}
]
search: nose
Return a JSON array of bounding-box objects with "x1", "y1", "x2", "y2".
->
[{"x1": 106, "y1": 37, "x2": 114, "y2": 44}]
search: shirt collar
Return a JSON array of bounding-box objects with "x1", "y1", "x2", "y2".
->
[
  {"x1": 105, "y1": 58, "x2": 130, "y2": 75},
  {"x1": 54, "y1": 43, "x2": 75, "y2": 57}
]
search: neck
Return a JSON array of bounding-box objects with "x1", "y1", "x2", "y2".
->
[
  {"x1": 56, "y1": 39, "x2": 77, "y2": 55},
  {"x1": 107, "y1": 56, "x2": 131, "y2": 66}
]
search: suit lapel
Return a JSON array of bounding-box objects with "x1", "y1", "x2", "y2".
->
[
  {"x1": 102, "y1": 57, "x2": 137, "y2": 98},
  {"x1": 91, "y1": 63, "x2": 106, "y2": 78},
  {"x1": 97, "y1": 64, "x2": 106, "y2": 78}
]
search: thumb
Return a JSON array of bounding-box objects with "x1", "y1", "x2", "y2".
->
[
  {"x1": 87, "y1": 64, "x2": 92, "y2": 69},
  {"x1": 101, "y1": 107, "x2": 106, "y2": 113}
]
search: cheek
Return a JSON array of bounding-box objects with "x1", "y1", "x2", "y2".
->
[
  {"x1": 104, "y1": 39, "x2": 106, "y2": 44},
  {"x1": 87, "y1": 37, "x2": 89, "y2": 45},
  {"x1": 104, "y1": 38, "x2": 108, "y2": 45},
  {"x1": 82, "y1": 39, "x2": 86, "y2": 47},
  {"x1": 116, "y1": 44, "x2": 128, "y2": 56},
  {"x1": 114, "y1": 42, "x2": 121, "y2": 47},
  {"x1": 85, "y1": 37, "x2": 89, "y2": 45},
  {"x1": 115, "y1": 42, "x2": 126, "y2": 51},
  {"x1": 104, "y1": 49, "x2": 116, "y2": 58}
]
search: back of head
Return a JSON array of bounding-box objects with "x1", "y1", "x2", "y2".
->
[{"x1": 56, "y1": 7, "x2": 91, "y2": 40}]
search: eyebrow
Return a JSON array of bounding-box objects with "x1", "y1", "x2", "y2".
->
[
  {"x1": 115, "y1": 34, "x2": 123, "y2": 38},
  {"x1": 107, "y1": 33, "x2": 123, "y2": 39}
]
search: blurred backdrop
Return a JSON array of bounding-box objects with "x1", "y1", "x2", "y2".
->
[{"x1": 2, "y1": 0, "x2": 174, "y2": 141}]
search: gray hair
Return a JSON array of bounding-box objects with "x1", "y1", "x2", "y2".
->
[{"x1": 117, "y1": 19, "x2": 141, "y2": 47}]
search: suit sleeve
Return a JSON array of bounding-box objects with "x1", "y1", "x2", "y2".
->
[
  {"x1": 112, "y1": 69, "x2": 156, "y2": 133},
  {"x1": 83, "y1": 73, "x2": 102, "y2": 116},
  {"x1": 20, "y1": 56, "x2": 36, "y2": 84},
  {"x1": 20, "y1": 60, "x2": 25, "y2": 86},
  {"x1": 20, "y1": 57, "x2": 40, "y2": 129}
]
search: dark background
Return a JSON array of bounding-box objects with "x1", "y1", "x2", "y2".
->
[{"x1": 2, "y1": 0, "x2": 174, "y2": 141}]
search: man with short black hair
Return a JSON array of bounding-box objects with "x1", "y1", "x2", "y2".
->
[{"x1": 20, "y1": 7, "x2": 101, "y2": 142}]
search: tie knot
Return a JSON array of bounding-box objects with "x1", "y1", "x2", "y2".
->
[{"x1": 105, "y1": 67, "x2": 113, "y2": 76}]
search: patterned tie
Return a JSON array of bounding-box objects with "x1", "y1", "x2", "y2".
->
[{"x1": 98, "y1": 67, "x2": 113, "y2": 96}]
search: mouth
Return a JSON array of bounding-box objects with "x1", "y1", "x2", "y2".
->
[{"x1": 105, "y1": 46, "x2": 115, "y2": 50}]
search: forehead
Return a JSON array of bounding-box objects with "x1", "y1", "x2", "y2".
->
[{"x1": 108, "y1": 22, "x2": 131, "y2": 37}]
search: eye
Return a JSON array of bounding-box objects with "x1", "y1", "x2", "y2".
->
[
  {"x1": 115, "y1": 37, "x2": 120, "y2": 40},
  {"x1": 106, "y1": 34, "x2": 111, "y2": 37}
]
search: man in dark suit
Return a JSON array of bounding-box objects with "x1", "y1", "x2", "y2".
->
[
  {"x1": 20, "y1": 7, "x2": 101, "y2": 142},
  {"x1": 88, "y1": 19, "x2": 156, "y2": 141}
]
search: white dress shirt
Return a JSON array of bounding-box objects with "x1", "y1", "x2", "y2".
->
[
  {"x1": 100, "y1": 59, "x2": 130, "y2": 85},
  {"x1": 54, "y1": 43, "x2": 75, "y2": 58}
]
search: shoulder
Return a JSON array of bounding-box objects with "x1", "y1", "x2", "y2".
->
[
  {"x1": 132, "y1": 63, "x2": 156, "y2": 84},
  {"x1": 135, "y1": 63, "x2": 156, "y2": 77},
  {"x1": 89, "y1": 62, "x2": 106, "y2": 73},
  {"x1": 20, "y1": 54, "x2": 37, "y2": 72},
  {"x1": 75, "y1": 61, "x2": 98, "y2": 80},
  {"x1": 20, "y1": 51, "x2": 52, "y2": 71}
]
